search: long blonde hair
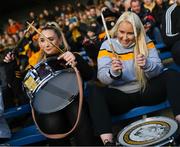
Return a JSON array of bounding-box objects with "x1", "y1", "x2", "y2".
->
[
  {"x1": 110, "y1": 11, "x2": 148, "y2": 91},
  {"x1": 38, "y1": 22, "x2": 70, "y2": 62}
]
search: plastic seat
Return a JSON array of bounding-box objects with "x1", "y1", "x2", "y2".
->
[
  {"x1": 4, "y1": 125, "x2": 46, "y2": 146},
  {"x1": 155, "y1": 43, "x2": 166, "y2": 50},
  {"x1": 159, "y1": 51, "x2": 172, "y2": 60},
  {"x1": 3, "y1": 104, "x2": 31, "y2": 119},
  {"x1": 112, "y1": 100, "x2": 170, "y2": 123},
  {"x1": 2, "y1": 104, "x2": 47, "y2": 146},
  {"x1": 168, "y1": 63, "x2": 180, "y2": 72}
]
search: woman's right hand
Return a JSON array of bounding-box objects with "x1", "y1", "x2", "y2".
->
[
  {"x1": 3, "y1": 52, "x2": 15, "y2": 63},
  {"x1": 57, "y1": 51, "x2": 77, "y2": 67},
  {"x1": 111, "y1": 57, "x2": 123, "y2": 73}
]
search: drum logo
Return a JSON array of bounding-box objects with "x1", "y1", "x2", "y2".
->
[
  {"x1": 24, "y1": 76, "x2": 38, "y2": 92},
  {"x1": 123, "y1": 121, "x2": 170, "y2": 145}
]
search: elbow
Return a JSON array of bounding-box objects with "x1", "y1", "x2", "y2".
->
[{"x1": 97, "y1": 76, "x2": 112, "y2": 85}]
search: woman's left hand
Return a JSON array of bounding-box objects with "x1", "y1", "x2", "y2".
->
[
  {"x1": 57, "y1": 51, "x2": 77, "y2": 67},
  {"x1": 136, "y1": 54, "x2": 146, "y2": 68}
]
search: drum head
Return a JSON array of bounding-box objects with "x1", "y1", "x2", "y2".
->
[
  {"x1": 117, "y1": 116, "x2": 178, "y2": 146},
  {"x1": 33, "y1": 71, "x2": 78, "y2": 114}
]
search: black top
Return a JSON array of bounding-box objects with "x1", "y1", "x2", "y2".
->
[{"x1": 161, "y1": 4, "x2": 180, "y2": 47}]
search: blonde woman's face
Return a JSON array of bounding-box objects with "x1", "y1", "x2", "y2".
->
[
  {"x1": 38, "y1": 29, "x2": 61, "y2": 55},
  {"x1": 117, "y1": 21, "x2": 135, "y2": 48}
]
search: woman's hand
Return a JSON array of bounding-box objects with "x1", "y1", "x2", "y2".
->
[
  {"x1": 136, "y1": 54, "x2": 146, "y2": 68},
  {"x1": 57, "y1": 51, "x2": 77, "y2": 67},
  {"x1": 111, "y1": 57, "x2": 123, "y2": 74},
  {"x1": 3, "y1": 52, "x2": 15, "y2": 63},
  {"x1": 144, "y1": 23, "x2": 151, "y2": 32}
]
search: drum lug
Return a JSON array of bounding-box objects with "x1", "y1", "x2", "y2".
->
[{"x1": 31, "y1": 69, "x2": 38, "y2": 78}]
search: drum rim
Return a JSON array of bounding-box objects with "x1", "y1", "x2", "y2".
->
[
  {"x1": 117, "y1": 116, "x2": 178, "y2": 146},
  {"x1": 34, "y1": 69, "x2": 75, "y2": 94},
  {"x1": 24, "y1": 69, "x2": 64, "y2": 98},
  {"x1": 23, "y1": 60, "x2": 75, "y2": 99}
]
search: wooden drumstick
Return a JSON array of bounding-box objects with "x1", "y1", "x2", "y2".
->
[
  {"x1": 26, "y1": 21, "x2": 64, "y2": 54},
  {"x1": 101, "y1": 12, "x2": 118, "y2": 59},
  {"x1": 24, "y1": 21, "x2": 34, "y2": 34},
  {"x1": 11, "y1": 21, "x2": 34, "y2": 54}
]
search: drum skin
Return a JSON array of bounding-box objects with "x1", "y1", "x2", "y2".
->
[
  {"x1": 117, "y1": 116, "x2": 178, "y2": 146},
  {"x1": 23, "y1": 58, "x2": 79, "y2": 114},
  {"x1": 33, "y1": 71, "x2": 78, "y2": 113}
]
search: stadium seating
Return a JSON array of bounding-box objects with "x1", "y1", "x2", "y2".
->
[
  {"x1": 2, "y1": 104, "x2": 47, "y2": 146},
  {"x1": 2, "y1": 45, "x2": 180, "y2": 145},
  {"x1": 112, "y1": 100, "x2": 170, "y2": 123}
]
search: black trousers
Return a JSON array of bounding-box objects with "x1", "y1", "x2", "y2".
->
[
  {"x1": 171, "y1": 40, "x2": 180, "y2": 65},
  {"x1": 34, "y1": 99, "x2": 98, "y2": 146},
  {"x1": 87, "y1": 70, "x2": 180, "y2": 135}
]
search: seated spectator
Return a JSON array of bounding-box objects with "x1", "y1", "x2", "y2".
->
[
  {"x1": 161, "y1": 0, "x2": 180, "y2": 65},
  {"x1": 0, "y1": 86, "x2": 11, "y2": 143},
  {"x1": 130, "y1": 0, "x2": 164, "y2": 44},
  {"x1": 6, "y1": 18, "x2": 23, "y2": 35},
  {"x1": 28, "y1": 11, "x2": 39, "y2": 28},
  {"x1": 97, "y1": 7, "x2": 120, "y2": 31},
  {"x1": 151, "y1": 0, "x2": 169, "y2": 29},
  {"x1": 0, "y1": 46, "x2": 12, "y2": 142},
  {"x1": 112, "y1": 0, "x2": 125, "y2": 15},
  {"x1": 87, "y1": 11, "x2": 180, "y2": 145}
]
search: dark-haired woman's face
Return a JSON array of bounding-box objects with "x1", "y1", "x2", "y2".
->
[
  {"x1": 38, "y1": 29, "x2": 62, "y2": 55},
  {"x1": 117, "y1": 21, "x2": 135, "y2": 48}
]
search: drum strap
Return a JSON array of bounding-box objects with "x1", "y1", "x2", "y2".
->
[{"x1": 30, "y1": 66, "x2": 83, "y2": 139}]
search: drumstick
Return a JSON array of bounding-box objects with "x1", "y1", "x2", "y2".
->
[
  {"x1": 101, "y1": 12, "x2": 122, "y2": 73},
  {"x1": 26, "y1": 21, "x2": 64, "y2": 54},
  {"x1": 60, "y1": 30, "x2": 70, "y2": 51},
  {"x1": 11, "y1": 21, "x2": 34, "y2": 54},
  {"x1": 101, "y1": 12, "x2": 118, "y2": 59}
]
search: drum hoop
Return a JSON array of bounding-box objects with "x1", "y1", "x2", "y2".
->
[
  {"x1": 23, "y1": 56, "x2": 67, "y2": 84},
  {"x1": 33, "y1": 56, "x2": 59, "y2": 68},
  {"x1": 34, "y1": 69, "x2": 75, "y2": 95},
  {"x1": 24, "y1": 67, "x2": 76, "y2": 99},
  {"x1": 117, "y1": 116, "x2": 178, "y2": 146}
]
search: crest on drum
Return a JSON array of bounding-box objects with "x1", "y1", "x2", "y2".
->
[{"x1": 117, "y1": 116, "x2": 178, "y2": 146}]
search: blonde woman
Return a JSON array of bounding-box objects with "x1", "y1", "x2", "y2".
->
[{"x1": 87, "y1": 11, "x2": 180, "y2": 145}]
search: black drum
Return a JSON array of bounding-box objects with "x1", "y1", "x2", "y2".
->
[
  {"x1": 117, "y1": 116, "x2": 178, "y2": 146},
  {"x1": 23, "y1": 57, "x2": 78, "y2": 114}
]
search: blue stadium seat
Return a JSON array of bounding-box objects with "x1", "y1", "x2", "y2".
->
[
  {"x1": 3, "y1": 104, "x2": 31, "y2": 119},
  {"x1": 158, "y1": 51, "x2": 180, "y2": 71},
  {"x1": 159, "y1": 51, "x2": 172, "y2": 60},
  {"x1": 155, "y1": 43, "x2": 166, "y2": 50},
  {"x1": 2, "y1": 104, "x2": 47, "y2": 146},
  {"x1": 4, "y1": 125, "x2": 47, "y2": 146},
  {"x1": 168, "y1": 63, "x2": 180, "y2": 72},
  {"x1": 112, "y1": 100, "x2": 170, "y2": 124}
]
